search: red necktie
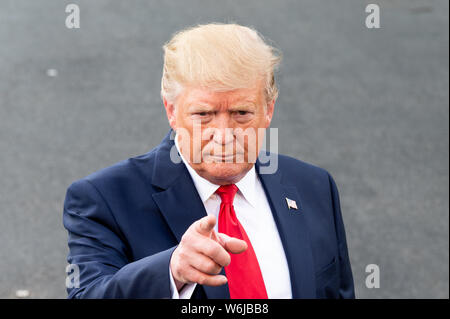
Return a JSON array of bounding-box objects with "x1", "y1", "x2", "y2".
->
[{"x1": 216, "y1": 184, "x2": 268, "y2": 299}]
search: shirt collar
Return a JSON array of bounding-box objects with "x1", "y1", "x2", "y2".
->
[
  {"x1": 175, "y1": 132, "x2": 258, "y2": 207},
  {"x1": 235, "y1": 163, "x2": 257, "y2": 208}
]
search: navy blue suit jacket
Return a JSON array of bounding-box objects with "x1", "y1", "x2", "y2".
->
[{"x1": 63, "y1": 129, "x2": 355, "y2": 299}]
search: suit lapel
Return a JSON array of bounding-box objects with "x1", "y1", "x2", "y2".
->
[
  {"x1": 152, "y1": 170, "x2": 207, "y2": 242},
  {"x1": 151, "y1": 129, "x2": 230, "y2": 299},
  {"x1": 256, "y1": 158, "x2": 316, "y2": 298}
]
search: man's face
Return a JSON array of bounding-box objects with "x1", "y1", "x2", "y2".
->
[{"x1": 164, "y1": 81, "x2": 275, "y2": 185}]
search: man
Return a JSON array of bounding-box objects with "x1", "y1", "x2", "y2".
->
[{"x1": 63, "y1": 23, "x2": 355, "y2": 299}]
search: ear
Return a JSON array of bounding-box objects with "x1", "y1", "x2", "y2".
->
[
  {"x1": 264, "y1": 98, "x2": 276, "y2": 128},
  {"x1": 163, "y1": 97, "x2": 177, "y2": 130}
]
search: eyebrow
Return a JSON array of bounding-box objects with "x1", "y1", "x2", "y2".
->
[
  {"x1": 186, "y1": 100, "x2": 257, "y2": 112},
  {"x1": 228, "y1": 103, "x2": 256, "y2": 111},
  {"x1": 186, "y1": 103, "x2": 215, "y2": 112}
]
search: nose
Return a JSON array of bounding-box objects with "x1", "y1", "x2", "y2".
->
[
  {"x1": 212, "y1": 114, "x2": 234, "y2": 145},
  {"x1": 212, "y1": 126, "x2": 234, "y2": 145}
]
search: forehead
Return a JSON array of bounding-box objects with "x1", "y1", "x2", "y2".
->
[{"x1": 180, "y1": 84, "x2": 263, "y2": 106}]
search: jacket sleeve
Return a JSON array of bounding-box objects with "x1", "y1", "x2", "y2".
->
[
  {"x1": 328, "y1": 173, "x2": 356, "y2": 299},
  {"x1": 63, "y1": 178, "x2": 176, "y2": 298}
]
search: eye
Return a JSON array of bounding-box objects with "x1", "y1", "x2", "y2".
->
[
  {"x1": 233, "y1": 110, "x2": 250, "y2": 116},
  {"x1": 193, "y1": 111, "x2": 211, "y2": 117},
  {"x1": 191, "y1": 111, "x2": 213, "y2": 122},
  {"x1": 232, "y1": 110, "x2": 253, "y2": 123}
]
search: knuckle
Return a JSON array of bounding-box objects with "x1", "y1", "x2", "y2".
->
[
  {"x1": 196, "y1": 275, "x2": 206, "y2": 285},
  {"x1": 183, "y1": 268, "x2": 196, "y2": 283},
  {"x1": 211, "y1": 266, "x2": 221, "y2": 275},
  {"x1": 174, "y1": 247, "x2": 191, "y2": 266},
  {"x1": 204, "y1": 247, "x2": 213, "y2": 257},
  {"x1": 205, "y1": 244, "x2": 219, "y2": 258},
  {"x1": 178, "y1": 250, "x2": 191, "y2": 263},
  {"x1": 184, "y1": 269, "x2": 197, "y2": 282},
  {"x1": 204, "y1": 260, "x2": 216, "y2": 273},
  {"x1": 181, "y1": 232, "x2": 193, "y2": 244}
]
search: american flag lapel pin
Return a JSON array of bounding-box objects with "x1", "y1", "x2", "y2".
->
[{"x1": 285, "y1": 197, "x2": 298, "y2": 210}]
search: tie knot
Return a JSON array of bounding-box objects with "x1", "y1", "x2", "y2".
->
[{"x1": 215, "y1": 184, "x2": 238, "y2": 204}]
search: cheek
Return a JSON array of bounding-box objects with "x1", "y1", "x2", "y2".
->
[
  {"x1": 189, "y1": 133, "x2": 209, "y2": 160},
  {"x1": 236, "y1": 125, "x2": 264, "y2": 149},
  {"x1": 176, "y1": 112, "x2": 190, "y2": 128}
]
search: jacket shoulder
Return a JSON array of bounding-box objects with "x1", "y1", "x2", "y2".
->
[
  {"x1": 67, "y1": 147, "x2": 158, "y2": 194},
  {"x1": 277, "y1": 153, "x2": 332, "y2": 183}
]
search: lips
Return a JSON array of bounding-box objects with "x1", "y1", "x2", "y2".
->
[
  {"x1": 211, "y1": 154, "x2": 234, "y2": 158},
  {"x1": 205, "y1": 153, "x2": 246, "y2": 163},
  {"x1": 208, "y1": 154, "x2": 235, "y2": 160}
]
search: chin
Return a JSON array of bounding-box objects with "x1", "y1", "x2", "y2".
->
[{"x1": 201, "y1": 162, "x2": 251, "y2": 185}]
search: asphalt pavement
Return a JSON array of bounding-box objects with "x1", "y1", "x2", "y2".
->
[{"x1": 0, "y1": 0, "x2": 448, "y2": 298}]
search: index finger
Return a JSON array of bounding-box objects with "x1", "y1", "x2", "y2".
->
[{"x1": 194, "y1": 215, "x2": 216, "y2": 236}]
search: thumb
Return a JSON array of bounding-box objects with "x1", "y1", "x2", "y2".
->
[
  {"x1": 217, "y1": 233, "x2": 248, "y2": 254},
  {"x1": 195, "y1": 215, "x2": 216, "y2": 236}
]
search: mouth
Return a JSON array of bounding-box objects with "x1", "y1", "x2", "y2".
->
[
  {"x1": 205, "y1": 153, "x2": 246, "y2": 163},
  {"x1": 209, "y1": 154, "x2": 234, "y2": 161}
]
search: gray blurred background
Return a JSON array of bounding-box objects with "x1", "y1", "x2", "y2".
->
[{"x1": 0, "y1": 0, "x2": 448, "y2": 298}]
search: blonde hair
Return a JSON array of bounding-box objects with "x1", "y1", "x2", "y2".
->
[{"x1": 161, "y1": 23, "x2": 282, "y2": 104}]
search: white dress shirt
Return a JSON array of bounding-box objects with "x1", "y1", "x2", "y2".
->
[{"x1": 169, "y1": 133, "x2": 292, "y2": 299}]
